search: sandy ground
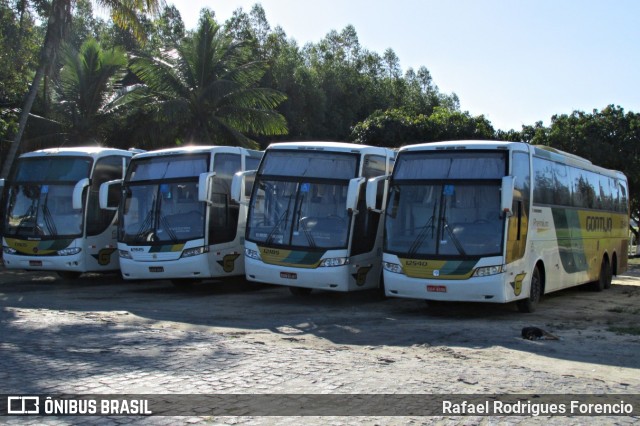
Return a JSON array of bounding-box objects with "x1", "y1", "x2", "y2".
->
[{"x1": 1, "y1": 261, "x2": 640, "y2": 423}]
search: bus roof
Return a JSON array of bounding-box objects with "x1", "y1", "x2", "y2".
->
[
  {"x1": 397, "y1": 140, "x2": 625, "y2": 179},
  {"x1": 266, "y1": 141, "x2": 394, "y2": 156},
  {"x1": 399, "y1": 140, "x2": 529, "y2": 152},
  {"x1": 131, "y1": 145, "x2": 261, "y2": 160},
  {"x1": 19, "y1": 146, "x2": 134, "y2": 158}
]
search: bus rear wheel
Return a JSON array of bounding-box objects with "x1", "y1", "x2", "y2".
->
[
  {"x1": 517, "y1": 266, "x2": 541, "y2": 313},
  {"x1": 591, "y1": 257, "x2": 612, "y2": 291}
]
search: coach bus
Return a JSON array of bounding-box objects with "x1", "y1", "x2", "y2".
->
[
  {"x1": 101, "y1": 146, "x2": 262, "y2": 284},
  {"x1": 232, "y1": 142, "x2": 395, "y2": 295},
  {"x1": 1, "y1": 147, "x2": 135, "y2": 278},
  {"x1": 366, "y1": 140, "x2": 629, "y2": 312}
]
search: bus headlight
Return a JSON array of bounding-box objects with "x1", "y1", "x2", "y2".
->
[
  {"x1": 245, "y1": 248, "x2": 262, "y2": 260},
  {"x1": 57, "y1": 247, "x2": 82, "y2": 256},
  {"x1": 3, "y1": 246, "x2": 17, "y2": 255},
  {"x1": 319, "y1": 257, "x2": 349, "y2": 267},
  {"x1": 473, "y1": 265, "x2": 504, "y2": 277},
  {"x1": 181, "y1": 246, "x2": 209, "y2": 258},
  {"x1": 383, "y1": 261, "x2": 404, "y2": 274},
  {"x1": 119, "y1": 250, "x2": 132, "y2": 259}
]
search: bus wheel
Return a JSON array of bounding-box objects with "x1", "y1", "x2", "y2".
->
[
  {"x1": 56, "y1": 271, "x2": 82, "y2": 280},
  {"x1": 592, "y1": 257, "x2": 612, "y2": 291},
  {"x1": 289, "y1": 287, "x2": 312, "y2": 296},
  {"x1": 517, "y1": 266, "x2": 541, "y2": 313}
]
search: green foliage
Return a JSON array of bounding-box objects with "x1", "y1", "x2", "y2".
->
[
  {"x1": 350, "y1": 107, "x2": 495, "y2": 147},
  {"x1": 53, "y1": 38, "x2": 128, "y2": 144},
  {"x1": 123, "y1": 10, "x2": 288, "y2": 149},
  {"x1": 0, "y1": 0, "x2": 40, "y2": 140}
]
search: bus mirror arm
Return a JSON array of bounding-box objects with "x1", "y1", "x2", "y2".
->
[
  {"x1": 366, "y1": 175, "x2": 389, "y2": 213},
  {"x1": 346, "y1": 177, "x2": 366, "y2": 214},
  {"x1": 72, "y1": 178, "x2": 90, "y2": 210},
  {"x1": 231, "y1": 170, "x2": 257, "y2": 205},
  {"x1": 99, "y1": 179, "x2": 123, "y2": 210},
  {"x1": 501, "y1": 176, "x2": 515, "y2": 217},
  {"x1": 198, "y1": 172, "x2": 216, "y2": 205}
]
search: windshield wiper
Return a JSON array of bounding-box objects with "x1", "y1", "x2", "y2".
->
[
  {"x1": 408, "y1": 201, "x2": 437, "y2": 255},
  {"x1": 266, "y1": 193, "x2": 293, "y2": 244},
  {"x1": 441, "y1": 218, "x2": 466, "y2": 256},
  {"x1": 135, "y1": 194, "x2": 156, "y2": 242},
  {"x1": 159, "y1": 214, "x2": 178, "y2": 243},
  {"x1": 41, "y1": 191, "x2": 58, "y2": 236}
]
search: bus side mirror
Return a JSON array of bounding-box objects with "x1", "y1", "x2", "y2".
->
[
  {"x1": 366, "y1": 175, "x2": 389, "y2": 213},
  {"x1": 0, "y1": 178, "x2": 4, "y2": 192},
  {"x1": 198, "y1": 172, "x2": 216, "y2": 204},
  {"x1": 72, "y1": 178, "x2": 90, "y2": 210},
  {"x1": 346, "y1": 177, "x2": 365, "y2": 214},
  {"x1": 501, "y1": 176, "x2": 515, "y2": 217},
  {"x1": 231, "y1": 170, "x2": 257, "y2": 205},
  {"x1": 99, "y1": 179, "x2": 123, "y2": 210}
]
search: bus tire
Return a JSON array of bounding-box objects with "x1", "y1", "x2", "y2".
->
[
  {"x1": 56, "y1": 271, "x2": 82, "y2": 280},
  {"x1": 592, "y1": 257, "x2": 612, "y2": 291},
  {"x1": 517, "y1": 266, "x2": 542, "y2": 313},
  {"x1": 289, "y1": 286, "x2": 312, "y2": 296}
]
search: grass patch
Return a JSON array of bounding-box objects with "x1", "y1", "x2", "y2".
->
[
  {"x1": 606, "y1": 306, "x2": 640, "y2": 315},
  {"x1": 608, "y1": 326, "x2": 640, "y2": 336}
]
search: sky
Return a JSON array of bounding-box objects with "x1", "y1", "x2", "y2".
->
[{"x1": 164, "y1": 0, "x2": 640, "y2": 131}]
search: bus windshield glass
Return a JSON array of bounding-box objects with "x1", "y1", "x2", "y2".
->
[
  {"x1": 120, "y1": 154, "x2": 208, "y2": 244},
  {"x1": 385, "y1": 184, "x2": 504, "y2": 257},
  {"x1": 247, "y1": 151, "x2": 358, "y2": 249},
  {"x1": 386, "y1": 151, "x2": 507, "y2": 257},
  {"x1": 3, "y1": 157, "x2": 92, "y2": 238}
]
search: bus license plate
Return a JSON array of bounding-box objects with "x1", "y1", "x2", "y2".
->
[
  {"x1": 280, "y1": 272, "x2": 297, "y2": 280},
  {"x1": 29, "y1": 260, "x2": 42, "y2": 267},
  {"x1": 427, "y1": 285, "x2": 447, "y2": 293},
  {"x1": 149, "y1": 266, "x2": 164, "y2": 273}
]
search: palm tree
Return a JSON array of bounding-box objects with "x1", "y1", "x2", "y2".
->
[
  {"x1": 0, "y1": 0, "x2": 162, "y2": 178},
  {"x1": 123, "y1": 10, "x2": 288, "y2": 149},
  {"x1": 54, "y1": 38, "x2": 127, "y2": 144}
]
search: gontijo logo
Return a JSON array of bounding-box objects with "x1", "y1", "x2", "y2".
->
[{"x1": 585, "y1": 216, "x2": 613, "y2": 232}]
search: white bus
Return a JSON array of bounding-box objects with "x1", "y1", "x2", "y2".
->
[
  {"x1": 102, "y1": 146, "x2": 262, "y2": 284},
  {"x1": 367, "y1": 140, "x2": 629, "y2": 312},
  {"x1": 1, "y1": 147, "x2": 135, "y2": 278},
  {"x1": 232, "y1": 142, "x2": 395, "y2": 295}
]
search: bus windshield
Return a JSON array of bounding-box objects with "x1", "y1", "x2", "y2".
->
[
  {"x1": 120, "y1": 154, "x2": 208, "y2": 244},
  {"x1": 3, "y1": 157, "x2": 92, "y2": 238},
  {"x1": 247, "y1": 150, "x2": 358, "y2": 249},
  {"x1": 385, "y1": 183, "x2": 504, "y2": 257},
  {"x1": 385, "y1": 150, "x2": 506, "y2": 257}
]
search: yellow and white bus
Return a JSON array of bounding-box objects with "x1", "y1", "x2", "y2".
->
[
  {"x1": 102, "y1": 146, "x2": 262, "y2": 284},
  {"x1": 367, "y1": 140, "x2": 629, "y2": 312},
  {"x1": 1, "y1": 147, "x2": 135, "y2": 278},
  {"x1": 233, "y1": 142, "x2": 395, "y2": 295}
]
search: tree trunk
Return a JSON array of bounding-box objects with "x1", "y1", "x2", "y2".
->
[
  {"x1": 0, "y1": 66, "x2": 45, "y2": 178},
  {"x1": 0, "y1": 0, "x2": 71, "y2": 178}
]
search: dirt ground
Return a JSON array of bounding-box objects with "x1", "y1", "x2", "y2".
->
[{"x1": 1, "y1": 259, "x2": 640, "y2": 422}]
